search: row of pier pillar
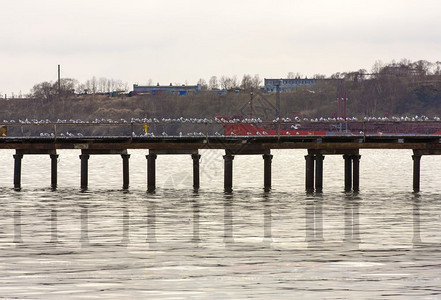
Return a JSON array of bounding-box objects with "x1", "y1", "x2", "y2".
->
[
  {"x1": 304, "y1": 153, "x2": 361, "y2": 193},
  {"x1": 10, "y1": 149, "x2": 426, "y2": 192}
]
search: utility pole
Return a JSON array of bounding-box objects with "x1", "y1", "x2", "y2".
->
[
  {"x1": 249, "y1": 91, "x2": 254, "y2": 118},
  {"x1": 275, "y1": 80, "x2": 281, "y2": 120},
  {"x1": 58, "y1": 64, "x2": 61, "y2": 94}
]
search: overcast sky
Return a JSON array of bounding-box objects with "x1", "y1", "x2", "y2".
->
[{"x1": 1, "y1": 0, "x2": 440, "y2": 95}]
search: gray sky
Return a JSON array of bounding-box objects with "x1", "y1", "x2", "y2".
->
[{"x1": 1, "y1": 0, "x2": 440, "y2": 95}]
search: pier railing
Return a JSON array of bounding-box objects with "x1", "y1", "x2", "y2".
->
[{"x1": 2, "y1": 120, "x2": 441, "y2": 138}]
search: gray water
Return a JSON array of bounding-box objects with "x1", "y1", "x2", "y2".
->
[{"x1": 1, "y1": 149, "x2": 441, "y2": 299}]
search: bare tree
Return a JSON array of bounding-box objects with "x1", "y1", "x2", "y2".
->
[
  {"x1": 220, "y1": 76, "x2": 230, "y2": 90},
  {"x1": 231, "y1": 75, "x2": 239, "y2": 89},
  {"x1": 220, "y1": 75, "x2": 239, "y2": 90},
  {"x1": 287, "y1": 72, "x2": 302, "y2": 79},
  {"x1": 30, "y1": 81, "x2": 54, "y2": 101},
  {"x1": 30, "y1": 78, "x2": 76, "y2": 100},
  {"x1": 208, "y1": 76, "x2": 218, "y2": 90},
  {"x1": 90, "y1": 76, "x2": 98, "y2": 94},
  {"x1": 240, "y1": 74, "x2": 253, "y2": 91},
  {"x1": 98, "y1": 77, "x2": 107, "y2": 93},
  {"x1": 197, "y1": 78, "x2": 208, "y2": 90},
  {"x1": 252, "y1": 74, "x2": 262, "y2": 89}
]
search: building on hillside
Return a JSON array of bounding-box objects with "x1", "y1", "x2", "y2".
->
[
  {"x1": 130, "y1": 83, "x2": 202, "y2": 96},
  {"x1": 264, "y1": 78, "x2": 317, "y2": 92}
]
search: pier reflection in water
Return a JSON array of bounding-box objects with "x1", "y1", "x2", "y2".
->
[{"x1": 1, "y1": 150, "x2": 441, "y2": 298}]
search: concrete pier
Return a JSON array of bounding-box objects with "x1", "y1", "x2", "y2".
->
[
  {"x1": 50, "y1": 154, "x2": 59, "y2": 189},
  {"x1": 13, "y1": 154, "x2": 23, "y2": 190},
  {"x1": 192, "y1": 154, "x2": 201, "y2": 189},
  {"x1": 305, "y1": 154, "x2": 315, "y2": 193},
  {"x1": 352, "y1": 155, "x2": 361, "y2": 192},
  {"x1": 80, "y1": 154, "x2": 90, "y2": 190},
  {"x1": 2, "y1": 134, "x2": 440, "y2": 192},
  {"x1": 13, "y1": 150, "x2": 58, "y2": 190},
  {"x1": 80, "y1": 150, "x2": 130, "y2": 190},
  {"x1": 343, "y1": 154, "x2": 353, "y2": 192},
  {"x1": 146, "y1": 153, "x2": 157, "y2": 192},
  {"x1": 223, "y1": 154, "x2": 234, "y2": 192},
  {"x1": 146, "y1": 150, "x2": 200, "y2": 192},
  {"x1": 342, "y1": 154, "x2": 361, "y2": 192},
  {"x1": 412, "y1": 154, "x2": 421, "y2": 192},
  {"x1": 121, "y1": 154, "x2": 130, "y2": 190},
  {"x1": 315, "y1": 154, "x2": 324, "y2": 193},
  {"x1": 263, "y1": 154, "x2": 273, "y2": 191}
]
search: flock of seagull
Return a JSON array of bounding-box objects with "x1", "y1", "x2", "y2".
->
[
  {"x1": 1, "y1": 115, "x2": 439, "y2": 125},
  {"x1": 1, "y1": 115, "x2": 438, "y2": 138}
]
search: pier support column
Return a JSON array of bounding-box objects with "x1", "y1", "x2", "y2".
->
[
  {"x1": 343, "y1": 154, "x2": 352, "y2": 192},
  {"x1": 263, "y1": 154, "x2": 273, "y2": 191},
  {"x1": 50, "y1": 154, "x2": 59, "y2": 189},
  {"x1": 146, "y1": 154, "x2": 157, "y2": 192},
  {"x1": 121, "y1": 154, "x2": 130, "y2": 189},
  {"x1": 315, "y1": 155, "x2": 324, "y2": 193},
  {"x1": 13, "y1": 154, "x2": 23, "y2": 190},
  {"x1": 352, "y1": 155, "x2": 361, "y2": 192},
  {"x1": 412, "y1": 154, "x2": 421, "y2": 192},
  {"x1": 80, "y1": 154, "x2": 90, "y2": 190},
  {"x1": 192, "y1": 154, "x2": 201, "y2": 190},
  {"x1": 305, "y1": 154, "x2": 315, "y2": 193},
  {"x1": 223, "y1": 154, "x2": 234, "y2": 192}
]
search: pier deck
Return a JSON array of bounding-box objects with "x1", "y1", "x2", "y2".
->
[{"x1": 1, "y1": 135, "x2": 441, "y2": 151}]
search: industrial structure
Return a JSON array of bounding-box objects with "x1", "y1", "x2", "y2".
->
[
  {"x1": 131, "y1": 83, "x2": 202, "y2": 96},
  {"x1": 264, "y1": 78, "x2": 318, "y2": 92}
]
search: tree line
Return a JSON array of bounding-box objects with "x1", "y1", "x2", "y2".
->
[
  {"x1": 29, "y1": 77, "x2": 129, "y2": 101},
  {"x1": 22, "y1": 59, "x2": 441, "y2": 119}
]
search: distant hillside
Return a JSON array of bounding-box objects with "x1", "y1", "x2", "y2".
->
[{"x1": 3, "y1": 60, "x2": 441, "y2": 121}]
